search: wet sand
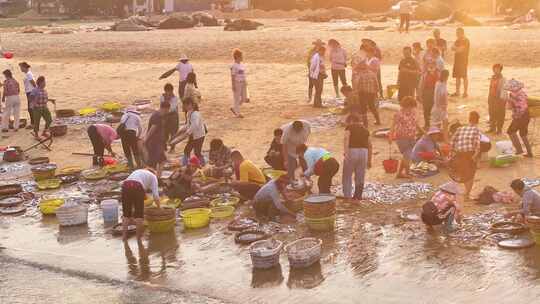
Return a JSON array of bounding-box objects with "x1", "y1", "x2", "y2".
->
[{"x1": 1, "y1": 18, "x2": 540, "y2": 304}]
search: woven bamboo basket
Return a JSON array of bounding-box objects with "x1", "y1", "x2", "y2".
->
[
  {"x1": 249, "y1": 239, "x2": 283, "y2": 269},
  {"x1": 32, "y1": 163, "x2": 58, "y2": 181},
  {"x1": 284, "y1": 238, "x2": 322, "y2": 269},
  {"x1": 56, "y1": 203, "x2": 88, "y2": 226},
  {"x1": 303, "y1": 194, "x2": 336, "y2": 219}
]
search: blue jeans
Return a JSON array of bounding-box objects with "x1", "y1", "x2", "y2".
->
[{"x1": 342, "y1": 148, "x2": 368, "y2": 199}]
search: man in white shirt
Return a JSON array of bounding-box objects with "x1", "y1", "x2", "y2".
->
[
  {"x1": 399, "y1": 0, "x2": 413, "y2": 34},
  {"x1": 159, "y1": 54, "x2": 194, "y2": 99},
  {"x1": 19, "y1": 62, "x2": 37, "y2": 129},
  {"x1": 309, "y1": 46, "x2": 326, "y2": 108}
]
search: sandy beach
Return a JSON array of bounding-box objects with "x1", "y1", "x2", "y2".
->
[{"x1": 1, "y1": 16, "x2": 540, "y2": 304}]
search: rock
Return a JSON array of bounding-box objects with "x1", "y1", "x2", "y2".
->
[
  {"x1": 129, "y1": 16, "x2": 157, "y2": 28},
  {"x1": 370, "y1": 16, "x2": 388, "y2": 23},
  {"x1": 158, "y1": 15, "x2": 195, "y2": 29},
  {"x1": 112, "y1": 18, "x2": 150, "y2": 31},
  {"x1": 20, "y1": 26, "x2": 44, "y2": 34},
  {"x1": 224, "y1": 19, "x2": 263, "y2": 31},
  {"x1": 414, "y1": 0, "x2": 452, "y2": 20},
  {"x1": 449, "y1": 11, "x2": 482, "y2": 26},
  {"x1": 299, "y1": 7, "x2": 363, "y2": 23},
  {"x1": 191, "y1": 12, "x2": 219, "y2": 26}
]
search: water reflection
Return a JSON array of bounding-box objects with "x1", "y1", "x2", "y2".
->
[
  {"x1": 56, "y1": 224, "x2": 90, "y2": 245},
  {"x1": 123, "y1": 231, "x2": 179, "y2": 282},
  {"x1": 251, "y1": 265, "x2": 284, "y2": 288},
  {"x1": 287, "y1": 263, "x2": 325, "y2": 289}
]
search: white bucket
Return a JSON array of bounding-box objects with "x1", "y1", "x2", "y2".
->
[
  {"x1": 101, "y1": 199, "x2": 119, "y2": 224},
  {"x1": 495, "y1": 140, "x2": 514, "y2": 155}
]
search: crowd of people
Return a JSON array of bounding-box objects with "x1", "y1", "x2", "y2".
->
[{"x1": 1, "y1": 27, "x2": 538, "y2": 239}]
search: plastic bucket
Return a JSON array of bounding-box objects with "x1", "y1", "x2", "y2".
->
[
  {"x1": 101, "y1": 199, "x2": 119, "y2": 224},
  {"x1": 383, "y1": 159, "x2": 398, "y2": 174}
]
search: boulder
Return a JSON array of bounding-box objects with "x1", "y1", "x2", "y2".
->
[
  {"x1": 449, "y1": 11, "x2": 482, "y2": 26},
  {"x1": 112, "y1": 18, "x2": 150, "y2": 31},
  {"x1": 224, "y1": 19, "x2": 263, "y2": 31},
  {"x1": 299, "y1": 7, "x2": 363, "y2": 22},
  {"x1": 192, "y1": 12, "x2": 219, "y2": 26},
  {"x1": 414, "y1": 0, "x2": 452, "y2": 20},
  {"x1": 158, "y1": 15, "x2": 195, "y2": 29}
]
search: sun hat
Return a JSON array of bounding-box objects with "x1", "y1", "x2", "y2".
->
[
  {"x1": 427, "y1": 127, "x2": 441, "y2": 135},
  {"x1": 178, "y1": 54, "x2": 189, "y2": 61},
  {"x1": 503, "y1": 79, "x2": 524, "y2": 92},
  {"x1": 439, "y1": 182, "x2": 461, "y2": 195},
  {"x1": 312, "y1": 39, "x2": 325, "y2": 46}
]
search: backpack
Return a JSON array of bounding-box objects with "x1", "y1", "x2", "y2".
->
[{"x1": 421, "y1": 201, "x2": 443, "y2": 225}]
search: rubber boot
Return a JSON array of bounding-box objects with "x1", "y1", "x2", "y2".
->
[
  {"x1": 509, "y1": 133, "x2": 524, "y2": 154},
  {"x1": 522, "y1": 136, "x2": 533, "y2": 157}
]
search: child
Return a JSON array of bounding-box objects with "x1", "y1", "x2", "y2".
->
[
  {"x1": 389, "y1": 96, "x2": 422, "y2": 179},
  {"x1": 183, "y1": 72, "x2": 201, "y2": 104},
  {"x1": 160, "y1": 83, "x2": 179, "y2": 152},
  {"x1": 341, "y1": 85, "x2": 367, "y2": 127},
  {"x1": 265, "y1": 128, "x2": 285, "y2": 170},
  {"x1": 230, "y1": 49, "x2": 248, "y2": 118},
  {"x1": 431, "y1": 69, "x2": 449, "y2": 141},
  {"x1": 30, "y1": 76, "x2": 55, "y2": 139},
  {"x1": 487, "y1": 64, "x2": 507, "y2": 134}
]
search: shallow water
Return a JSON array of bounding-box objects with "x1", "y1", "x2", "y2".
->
[{"x1": 1, "y1": 200, "x2": 540, "y2": 304}]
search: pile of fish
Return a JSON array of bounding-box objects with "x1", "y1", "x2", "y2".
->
[
  {"x1": 55, "y1": 112, "x2": 107, "y2": 126},
  {"x1": 448, "y1": 211, "x2": 510, "y2": 247},
  {"x1": 305, "y1": 114, "x2": 341, "y2": 132},
  {"x1": 333, "y1": 182, "x2": 435, "y2": 204}
]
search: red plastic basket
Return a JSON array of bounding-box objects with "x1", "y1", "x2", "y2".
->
[{"x1": 383, "y1": 159, "x2": 398, "y2": 173}]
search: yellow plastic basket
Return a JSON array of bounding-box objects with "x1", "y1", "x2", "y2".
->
[
  {"x1": 39, "y1": 198, "x2": 65, "y2": 215},
  {"x1": 144, "y1": 197, "x2": 171, "y2": 208},
  {"x1": 37, "y1": 178, "x2": 62, "y2": 190},
  {"x1": 82, "y1": 168, "x2": 108, "y2": 180},
  {"x1": 210, "y1": 206, "x2": 235, "y2": 219},
  {"x1": 305, "y1": 215, "x2": 336, "y2": 232},
  {"x1": 210, "y1": 196, "x2": 240, "y2": 207},
  {"x1": 182, "y1": 208, "x2": 211, "y2": 229},
  {"x1": 104, "y1": 163, "x2": 129, "y2": 174},
  {"x1": 58, "y1": 166, "x2": 83, "y2": 175},
  {"x1": 262, "y1": 168, "x2": 287, "y2": 180},
  {"x1": 101, "y1": 102, "x2": 124, "y2": 112},
  {"x1": 529, "y1": 106, "x2": 540, "y2": 118},
  {"x1": 147, "y1": 218, "x2": 176, "y2": 233},
  {"x1": 79, "y1": 107, "x2": 97, "y2": 116}
]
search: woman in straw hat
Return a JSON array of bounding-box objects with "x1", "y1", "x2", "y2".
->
[
  {"x1": 421, "y1": 181, "x2": 462, "y2": 232},
  {"x1": 159, "y1": 54, "x2": 194, "y2": 100}
]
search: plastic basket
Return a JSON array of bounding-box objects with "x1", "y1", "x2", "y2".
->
[
  {"x1": 56, "y1": 203, "x2": 88, "y2": 226},
  {"x1": 210, "y1": 196, "x2": 240, "y2": 207},
  {"x1": 284, "y1": 238, "x2": 322, "y2": 269},
  {"x1": 104, "y1": 163, "x2": 129, "y2": 174},
  {"x1": 305, "y1": 215, "x2": 336, "y2": 232},
  {"x1": 262, "y1": 168, "x2": 287, "y2": 180},
  {"x1": 303, "y1": 195, "x2": 336, "y2": 219},
  {"x1": 32, "y1": 163, "x2": 58, "y2": 181},
  {"x1": 182, "y1": 208, "x2": 211, "y2": 229},
  {"x1": 249, "y1": 239, "x2": 283, "y2": 269},
  {"x1": 59, "y1": 166, "x2": 83, "y2": 175},
  {"x1": 147, "y1": 218, "x2": 176, "y2": 233},
  {"x1": 529, "y1": 106, "x2": 540, "y2": 118},
  {"x1": 383, "y1": 159, "x2": 398, "y2": 174},
  {"x1": 37, "y1": 178, "x2": 62, "y2": 190},
  {"x1": 210, "y1": 206, "x2": 235, "y2": 219},
  {"x1": 39, "y1": 198, "x2": 65, "y2": 215},
  {"x1": 79, "y1": 107, "x2": 97, "y2": 116},
  {"x1": 82, "y1": 168, "x2": 108, "y2": 180},
  {"x1": 101, "y1": 102, "x2": 124, "y2": 112}
]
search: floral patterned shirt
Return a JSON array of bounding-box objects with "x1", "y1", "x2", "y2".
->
[{"x1": 393, "y1": 109, "x2": 417, "y2": 139}]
